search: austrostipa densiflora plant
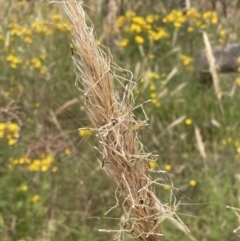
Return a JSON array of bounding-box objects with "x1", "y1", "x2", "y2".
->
[{"x1": 60, "y1": 1, "x2": 181, "y2": 240}]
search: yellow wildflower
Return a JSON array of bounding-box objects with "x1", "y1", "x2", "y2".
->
[
  {"x1": 117, "y1": 16, "x2": 125, "y2": 27},
  {"x1": 130, "y1": 23, "x2": 142, "y2": 33},
  {"x1": 31, "y1": 195, "x2": 40, "y2": 203},
  {"x1": 146, "y1": 14, "x2": 158, "y2": 23},
  {"x1": 28, "y1": 159, "x2": 41, "y2": 172},
  {"x1": 148, "y1": 28, "x2": 169, "y2": 41},
  {"x1": 19, "y1": 156, "x2": 31, "y2": 164},
  {"x1": 52, "y1": 166, "x2": 58, "y2": 173},
  {"x1": 31, "y1": 58, "x2": 42, "y2": 69},
  {"x1": 185, "y1": 118, "x2": 192, "y2": 125},
  {"x1": 180, "y1": 54, "x2": 193, "y2": 66},
  {"x1": 134, "y1": 35, "x2": 144, "y2": 44},
  {"x1": 186, "y1": 8, "x2": 200, "y2": 19},
  {"x1": 35, "y1": 102, "x2": 40, "y2": 108},
  {"x1": 163, "y1": 10, "x2": 186, "y2": 28},
  {"x1": 132, "y1": 16, "x2": 146, "y2": 25},
  {"x1": 148, "y1": 160, "x2": 156, "y2": 169},
  {"x1": 148, "y1": 71, "x2": 156, "y2": 78},
  {"x1": 164, "y1": 185, "x2": 171, "y2": 190},
  {"x1": 155, "y1": 101, "x2": 161, "y2": 108},
  {"x1": 79, "y1": 128, "x2": 92, "y2": 137},
  {"x1": 187, "y1": 26, "x2": 194, "y2": 32},
  {"x1": 237, "y1": 147, "x2": 240, "y2": 153},
  {"x1": 165, "y1": 164, "x2": 172, "y2": 171},
  {"x1": 8, "y1": 123, "x2": 19, "y2": 132},
  {"x1": 119, "y1": 38, "x2": 129, "y2": 47},
  {"x1": 17, "y1": 184, "x2": 28, "y2": 192},
  {"x1": 200, "y1": 24, "x2": 207, "y2": 29},
  {"x1": 39, "y1": 54, "x2": 46, "y2": 60},
  {"x1": 64, "y1": 148, "x2": 71, "y2": 155},
  {"x1": 150, "y1": 93, "x2": 157, "y2": 98},
  {"x1": 151, "y1": 99, "x2": 157, "y2": 105},
  {"x1": 236, "y1": 77, "x2": 240, "y2": 85},
  {"x1": 149, "y1": 84, "x2": 156, "y2": 91},
  {"x1": 41, "y1": 165, "x2": 48, "y2": 172},
  {"x1": 148, "y1": 54, "x2": 155, "y2": 60},
  {"x1": 6, "y1": 54, "x2": 22, "y2": 68},
  {"x1": 43, "y1": 155, "x2": 53, "y2": 165},
  {"x1": 151, "y1": 99, "x2": 161, "y2": 108},
  {"x1": 0, "y1": 123, "x2": 5, "y2": 130},
  {"x1": 24, "y1": 36, "x2": 33, "y2": 44},
  {"x1": 202, "y1": 11, "x2": 218, "y2": 24},
  {"x1": 52, "y1": 13, "x2": 62, "y2": 21},
  {"x1": 189, "y1": 179, "x2": 197, "y2": 187},
  {"x1": 125, "y1": 10, "x2": 136, "y2": 19},
  {"x1": 219, "y1": 29, "x2": 226, "y2": 37}
]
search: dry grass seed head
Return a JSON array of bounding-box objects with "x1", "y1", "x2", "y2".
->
[{"x1": 62, "y1": 0, "x2": 183, "y2": 240}]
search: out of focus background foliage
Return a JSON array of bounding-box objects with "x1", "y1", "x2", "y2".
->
[{"x1": 0, "y1": 0, "x2": 240, "y2": 240}]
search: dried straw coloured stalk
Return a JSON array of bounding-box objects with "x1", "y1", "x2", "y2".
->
[{"x1": 62, "y1": 1, "x2": 179, "y2": 240}]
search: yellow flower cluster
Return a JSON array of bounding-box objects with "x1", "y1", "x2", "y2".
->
[
  {"x1": 31, "y1": 20, "x2": 52, "y2": 35},
  {"x1": 202, "y1": 11, "x2": 218, "y2": 24},
  {"x1": 163, "y1": 8, "x2": 217, "y2": 29},
  {"x1": 23, "y1": 55, "x2": 46, "y2": 74},
  {"x1": 148, "y1": 28, "x2": 169, "y2": 41},
  {"x1": 9, "y1": 23, "x2": 33, "y2": 43},
  {"x1": 7, "y1": 13, "x2": 70, "y2": 49},
  {"x1": 28, "y1": 155, "x2": 56, "y2": 172},
  {"x1": 0, "y1": 122, "x2": 19, "y2": 145},
  {"x1": 186, "y1": 8, "x2": 201, "y2": 19},
  {"x1": 218, "y1": 28, "x2": 226, "y2": 43},
  {"x1": 148, "y1": 71, "x2": 159, "y2": 79},
  {"x1": 6, "y1": 53, "x2": 22, "y2": 69},
  {"x1": 180, "y1": 54, "x2": 194, "y2": 71},
  {"x1": 117, "y1": 8, "x2": 218, "y2": 52},
  {"x1": 10, "y1": 154, "x2": 58, "y2": 173},
  {"x1": 52, "y1": 13, "x2": 72, "y2": 32},
  {"x1": 135, "y1": 35, "x2": 144, "y2": 44},
  {"x1": 221, "y1": 137, "x2": 240, "y2": 154},
  {"x1": 117, "y1": 10, "x2": 168, "y2": 46},
  {"x1": 162, "y1": 10, "x2": 187, "y2": 28}
]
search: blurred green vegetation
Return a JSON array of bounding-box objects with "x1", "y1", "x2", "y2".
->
[{"x1": 0, "y1": 0, "x2": 240, "y2": 240}]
